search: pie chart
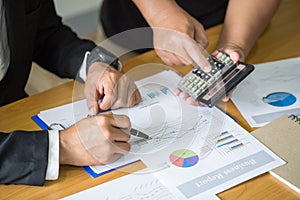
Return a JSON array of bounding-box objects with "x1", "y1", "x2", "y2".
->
[
  {"x1": 263, "y1": 92, "x2": 296, "y2": 107},
  {"x1": 169, "y1": 149, "x2": 199, "y2": 168}
]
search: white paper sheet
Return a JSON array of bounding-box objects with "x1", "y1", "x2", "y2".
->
[
  {"x1": 61, "y1": 173, "x2": 220, "y2": 200},
  {"x1": 231, "y1": 57, "x2": 300, "y2": 127},
  {"x1": 37, "y1": 70, "x2": 284, "y2": 199},
  {"x1": 146, "y1": 108, "x2": 285, "y2": 199}
]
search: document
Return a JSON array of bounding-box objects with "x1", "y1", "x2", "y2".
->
[
  {"x1": 61, "y1": 173, "x2": 178, "y2": 200},
  {"x1": 35, "y1": 70, "x2": 284, "y2": 198},
  {"x1": 61, "y1": 173, "x2": 221, "y2": 200},
  {"x1": 231, "y1": 57, "x2": 300, "y2": 127},
  {"x1": 147, "y1": 107, "x2": 285, "y2": 199},
  {"x1": 127, "y1": 95, "x2": 285, "y2": 199},
  {"x1": 34, "y1": 98, "x2": 141, "y2": 177}
]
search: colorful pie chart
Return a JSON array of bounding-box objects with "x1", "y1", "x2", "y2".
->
[
  {"x1": 169, "y1": 149, "x2": 199, "y2": 168},
  {"x1": 263, "y1": 92, "x2": 296, "y2": 107}
]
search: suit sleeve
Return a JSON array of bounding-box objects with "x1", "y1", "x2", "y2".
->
[
  {"x1": 33, "y1": 0, "x2": 96, "y2": 79},
  {"x1": 0, "y1": 131, "x2": 49, "y2": 186}
]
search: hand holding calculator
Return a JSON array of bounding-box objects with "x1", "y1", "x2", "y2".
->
[{"x1": 177, "y1": 50, "x2": 254, "y2": 107}]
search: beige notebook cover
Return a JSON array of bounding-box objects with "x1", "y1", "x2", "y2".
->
[{"x1": 252, "y1": 114, "x2": 300, "y2": 193}]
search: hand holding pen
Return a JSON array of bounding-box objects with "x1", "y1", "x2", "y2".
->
[
  {"x1": 87, "y1": 110, "x2": 152, "y2": 141},
  {"x1": 58, "y1": 112, "x2": 132, "y2": 166}
]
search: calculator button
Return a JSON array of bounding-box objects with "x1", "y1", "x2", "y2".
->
[
  {"x1": 187, "y1": 83, "x2": 194, "y2": 89},
  {"x1": 203, "y1": 74, "x2": 211, "y2": 81},
  {"x1": 220, "y1": 54, "x2": 227, "y2": 62},
  {"x1": 192, "y1": 68, "x2": 199, "y2": 74},
  {"x1": 207, "y1": 77, "x2": 215, "y2": 84},
  {"x1": 187, "y1": 75, "x2": 196, "y2": 81},
  {"x1": 217, "y1": 63, "x2": 224, "y2": 69}
]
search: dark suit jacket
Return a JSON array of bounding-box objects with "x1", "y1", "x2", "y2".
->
[
  {"x1": 0, "y1": 0, "x2": 95, "y2": 106},
  {"x1": 0, "y1": 0, "x2": 96, "y2": 185}
]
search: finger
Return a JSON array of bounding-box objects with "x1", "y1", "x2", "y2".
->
[
  {"x1": 164, "y1": 51, "x2": 182, "y2": 66},
  {"x1": 99, "y1": 79, "x2": 118, "y2": 110},
  {"x1": 108, "y1": 114, "x2": 131, "y2": 130},
  {"x1": 179, "y1": 91, "x2": 190, "y2": 100},
  {"x1": 225, "y1": 50, "x2": 240, "y2": 63},
  {"x1": 108, "y1": 127, "x2": 131, "y2": 142},
  {"x1": 111, "y1": 75, "x2": 135, "y2": 109},
  {"x1": 177, "y1": 51, "x2": 193, "y2": 66},
  {"x1": 84, "y1": 80, "x2": 99, "y2": 115},
  {"x1": 111, "y1": 91, "x2": 127, "y2": 109},
  {"x1": 183, "y1": 41, "x2": 211, "y2": 72},
  {"x1": 211, "y1": 50, "x2": 219, "y2": 57},
  {"x1": 222, "y1": 95, "x2": 231, "y2": 102},
  {"x1": 174, "y1": 88, "x2": 182, "y2": 96},
  {"x1": 113, "y1": 142, "x2": 131, "y2": 153},
  {"x1": 134, "y1": 89, "x2": 142, "y2": 104},
  {"x1": 186, "y1": 97, "x2": 203, "y2": 106},
  {"x1": 95, "y1": 112, "x2": 131, "y2": 131},
  {"x1": 97, "y1": 121, "x2": 131, "y2": 142},
  {"x1": 158, "y1": 48, "x2": 192, "y2": 66},
  {"x1": 169, "y1": 53, "x2": 186, "y2": 66},
  {"x1": 222, "y1": 87, "x2": 235, "y2": 102},
  {"x1": 156, "y1": 49, "x2": 174, "y2": 66},
  {"x1": 86, "y1": 89, "x2": 100, "y2": 115},
  {"x1": 171, "y1": 54, "x2": 192, "y2": 66},
  {"x1": 127, "y1": 83, "x2": 141, "y2": 107},
  {"x1": 100, "y1": 153, "x2": 123, "y2": 164}
]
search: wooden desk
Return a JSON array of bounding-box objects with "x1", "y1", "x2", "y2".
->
[{"x1": 1, "y1": 0, "x2": 299, "y2": 199}]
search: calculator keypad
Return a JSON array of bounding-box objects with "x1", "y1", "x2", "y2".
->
[{"x1": 177, "y1": 53, "x2": 234, "y2": 101}]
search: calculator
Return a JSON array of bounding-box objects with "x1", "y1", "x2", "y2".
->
[{"x1": 177, "y1": 51, "x2": 254, "y2": 107}]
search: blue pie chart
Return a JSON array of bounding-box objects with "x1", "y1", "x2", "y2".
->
[{"x1": 263, "y1": 92, "x2": 296, "y2": 107}]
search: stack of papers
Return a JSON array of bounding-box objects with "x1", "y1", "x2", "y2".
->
[{"x1": 34, "y1": 70, "x2": 285, "y2": 199}]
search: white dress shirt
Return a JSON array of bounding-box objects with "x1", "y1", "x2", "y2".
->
[{"x1": 0, "y1": 0, "x2": 10, "y2": 81}]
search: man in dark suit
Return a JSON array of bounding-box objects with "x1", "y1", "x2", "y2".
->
[{"x1": 0, "y1": 0, "x2": 141, "y2": 185}]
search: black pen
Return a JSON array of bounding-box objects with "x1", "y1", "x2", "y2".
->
[{"x1": 130, "y1": 128, "x2": 152, "y2": 140}]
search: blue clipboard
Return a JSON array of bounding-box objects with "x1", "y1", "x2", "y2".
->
[{"x1": 31, "y1": 114, "x2": 140, "y2": 178}]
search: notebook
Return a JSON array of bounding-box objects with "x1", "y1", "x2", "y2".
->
[{"x1": 252, "y1": 114, "x2": 300, "y2": 193}]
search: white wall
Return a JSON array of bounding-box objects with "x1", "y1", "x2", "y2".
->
[
  {"x1": 54, "y1": 0, "x2": 103, "y2": 19},
  {"x1": 53, "y1": 0, "x2": 104, "y2": 36}
]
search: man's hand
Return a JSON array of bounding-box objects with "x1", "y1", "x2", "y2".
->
[
  {"x1": 133, "y1": 0, "x2": 211, "y2": 72},
  {"x1": 59, "y1": 112, "x2": 131, "y2": 166},
  {"x1": 211, "y1": 44, "x2": 245, "y2": 102},
  {"x1": 175, "y1": 45, "x2": 245, "y2": 106},
  {"x1": 84, "y1": 62, "x2": 141, "y2": 115}
]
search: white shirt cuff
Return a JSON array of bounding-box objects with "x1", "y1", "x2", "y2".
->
[
  {"x1": 79, "y1": 51, "x2": 90, "y2": 82},
  {"x1": 46, "y1": 130, "x2": 59, "y2": 180}
]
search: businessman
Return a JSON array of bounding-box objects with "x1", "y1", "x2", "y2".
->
[{"x1": 0, "y1": 0, "x2": 140, "y2": 185}]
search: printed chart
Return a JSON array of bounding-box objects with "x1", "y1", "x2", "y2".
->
[
  {"x1": 169, "y1": 149, "x2": 199, "y2": 168},
  {"x1": 215, "y1": 130, "x2": 249, "y2": 156},
  {"x1": 142, "y1": 85, "x2": 170, "y2": 102},
  {"x1": 263, "y1": 92, "x2": 297, "y2": 107}
]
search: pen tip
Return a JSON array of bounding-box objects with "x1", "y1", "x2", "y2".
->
[{"x1": 148, "y1": 136, "x2": 152, "y2": 140}]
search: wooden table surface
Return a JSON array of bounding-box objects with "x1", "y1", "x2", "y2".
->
[{"x1": 1, "y1": 0, "x2": 299, "y2": 199}]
